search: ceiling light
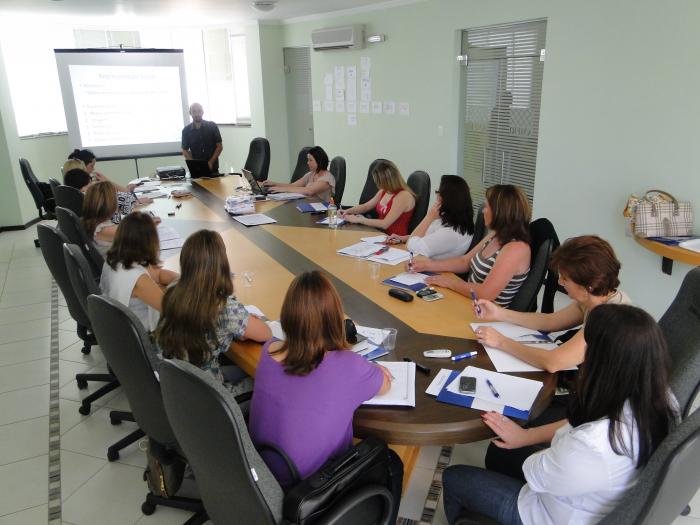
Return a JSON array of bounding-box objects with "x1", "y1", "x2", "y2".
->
[{"x1": 252, "y1": 1, "x2": 276, "y2": 12}]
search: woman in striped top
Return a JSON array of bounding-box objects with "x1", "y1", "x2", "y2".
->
[{"x1": 411, "y1": 185, "x2": 531, "y2": 307}]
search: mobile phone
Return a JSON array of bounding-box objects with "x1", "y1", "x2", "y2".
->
[
  {"x1": 459, "y1": 376, "x2": 477, "y2": 394},
  {"x1": 416, "y1": 287, "x2": 437, "y2": 298},
  {"x1": 421, "y1": 292, "x2": 444, "y2": 302}
]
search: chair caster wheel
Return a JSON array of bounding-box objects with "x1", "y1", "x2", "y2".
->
[
  {"x1": 77, "y1": 379, "x2": 88, "y2": 389},
  {"x1": 141, "y1": 502, "x2": 156, "y2": 515},
  {"x1": 107, "y1": 449, "x2": 119, "y2": 461},
  {"x1": 78, "y1": 404, "x2": 91, "y2": 415},
  {"x1": 110, "y1": 415, "x2": 122, "y2": 425},
  {"x1": 81, "y1": 345, "x2": 91, "y2": 355},
  {"x1": 34, "y1": 239, "x2": 40, "y2": 248}
]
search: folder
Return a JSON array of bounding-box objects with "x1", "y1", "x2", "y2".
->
[
  {"x1": 296, "y1": 202, "x2": 329, "y2": 213},
  {"x1": 381, "y1": 271, "x2": 436, "y2": 291}
]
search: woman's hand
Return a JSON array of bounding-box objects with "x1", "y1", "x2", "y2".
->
[
  {"x1": 425, "y1": 273, "x2": 461, "y2": 290},
  {"x1": 343, "y1": 214, "x2": 364, "y2": 224},
  {"x1": 481, "y1": 412, "x2": 531, "y2": 449},
  {"x1": 387, "y1": 234, "x2": 408, "y2": 244},
  {"x1": 262, "y1": 180, "x2": 277, "y2": 187},
  {"x1": 408, "y1": 255, "x2": 432, "y2": 272},
  {"x1": 474, "y1": 299, "x2": 503, "y2": 321},
  {"x1": 151, "y1": 215, "x2": 162, "y2": 225},
  {"x1": 93, "y1": 171, "x2": 108, "y2": 182},
  {"x1": 426, "y1": 201, "x2": 441, "y2": 220},
  {"x1": 474, "y1": 326, "x2": 509, "y2": 349}
]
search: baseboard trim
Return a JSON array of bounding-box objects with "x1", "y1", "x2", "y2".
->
[{"x1": 0, "y1": 216, "x2": 42, "y2": 233}]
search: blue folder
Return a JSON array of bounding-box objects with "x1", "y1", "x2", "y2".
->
[
  {"x1": 381, "y1": 271, "x2": 437, "y2": 292},
  {"x1": 435, "y1": 370, "x2": 531, "y2": 420},
  {"x1": 296, "y1": 202, "x2": 328, "y2": 213}
]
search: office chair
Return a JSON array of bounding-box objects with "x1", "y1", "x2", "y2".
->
[
  {"x1": 329, "y1": 155, "x2": 346, "y2": 206},
  {"x1": 48, "y1": 177, "x2": 60, "y2": 198},
  {"x1": 55, "y1": 206, "x2": 104, "y2": 280},
  {"x1": 509, "y1": 218, "x2": 559, "y2": 313},
  {"x1": 466, "y1": 204, "x2": 486, "y2": 253},
  {"x1": 87, "y1": 295, "x2": 206, "y2": 522},
  {"x1": 290, "y1": 146, "x2": 312, "y2": 182},
  {"x1": 159, "y1": 359, "x2": 395, "y2": 525},
  {"x1": 19, "y1": 158, "x2": 55, "y2": 247},
  {"x1": 53, "y1": 185, "x2": 84, "y2": 217},
  {"x1": 358, "y1": 158, "x2": 384, "y2": 206},
  {"x1": 406, "y1": 170, "x2": 431, "y2": 233},
  {"x1": 244, "y1": 137, "x2": 271, "y2": 181}
]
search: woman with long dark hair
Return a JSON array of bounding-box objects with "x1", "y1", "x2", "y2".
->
[
  {"x1": 263, "y1": 146, "x2": 336, "y2": 201},
  {"x1": 442, "y1": 304, "x2": 678, "y2": 525}
]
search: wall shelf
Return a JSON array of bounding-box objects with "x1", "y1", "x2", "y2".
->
[{"x1": 635, "y1": 236, "x2": 700, "y2": 275}]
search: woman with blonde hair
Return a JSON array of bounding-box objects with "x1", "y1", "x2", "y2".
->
[
  {"x1": 81, "y1": 180, "x2": 118, "y2": 254},
  {"x1": 341, "y1": 159, "x2": 416, "y2": 236},
  {"x1": 412, "y1": 184, "x2": 531, "y2": 307},
  {"x1": 155, "y1": 230, "x2": 270, "y2": 386}
]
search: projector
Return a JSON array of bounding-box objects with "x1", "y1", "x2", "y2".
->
[{"x1": 156, "y1": 165, "x2": 186, "y2": 180}]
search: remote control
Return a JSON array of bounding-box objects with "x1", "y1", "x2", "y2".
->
[{"x1": 423, "y1": 349, "x2": 452, "y2": 358}]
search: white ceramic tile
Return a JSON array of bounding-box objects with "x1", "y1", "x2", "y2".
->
[
  {"x1": 0, "y1": 337, "x2": 50, "y2": 367},
  {"x1": 448, "y1": 440, "x2": 490, "y2": 469},
  {"x1": 0, "y1": 318, "x2": 51, "y2": 346},
  {"x1": 58, "y1": 330, "x2": 81, "y2": 352},
  {"x1": 0, "y1": 303, "x2": 51, "y2": 326},
  {"x1": 2, "y1": 274, "x2": 52, "y2": 294},
  {"x1": 134, "y1": 505, "x2": 196, "y2": 524},
  {"x1": 0, "y1": 358, "x2": 50, "y2": 394},
  {"x1": 60, "y1": 450, "x2": 107, "y2": 502},
  {"x1": 60, "y1": 399, "x2": 90, "y2": 436},
  {"x1": 59, "y1": 318, "x2": 76, "y2": 332},
  {"x1": 100, "y1": 392, "x2": 133, "y2": 413},
  {"x1": 8, "y1": 255, "x2": 47, "y2": 270},
  {"x1": 0, "y1": 288, "x2": 51, "y2": 309},
  {"x1": 58, "y1": 360, "x2": 94, "y2": 389},
  {"x1": 0, "y1": 504, "x2": 48, "y2": 525},
  {"x1": 0, "y1": 416, "x2": 48, "y2": 465},
  {"x1": 0, "y1": 385, "x2": 49, "y2": 426},
  {"x1": 397, "y1": 465, "x2": 434, "y2": 521},
  {"x1": 60, "y1": 340, "x2": 105, "y2": 367},
  {"x1": 0, "y1": 455, "x2": 48, "y2": 516},
  {"x1": 58, "y1": 363, "x2": 121, "y2": 409},
  {"x1": 62, "y1": 462, "x2": 147, "y2": 525}
]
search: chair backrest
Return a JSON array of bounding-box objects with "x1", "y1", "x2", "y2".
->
[
  {"x1": 55, "y1": 206, "x2": 104, "y2": 279},
  {"x1": 466, "y1": 204, "x2": 487, "y2": 253},
  {"x1": 87, "y1": 295, "x2": 178, "y2": 448},
  {"x1": 244, "y1": 137, "x2": 271, "y2": 182},
  {"x1": 37, "y1": 224, "x2": 91, "y2": 328},
  {"x1": 54, "y1": 185, "x2": 84, "y2": 216},
  {"x1": 597, "y1": 409, "x2": 700, "y2": 525},
  {"x1": 329, "y1": 156, "x2": 346, "y2": 207},
  {"x1": 63, "y1": 244, "x2": 100, "y2": 316},
  {"x1": 290, "y1": 146, "x2": 312, "y2": 182},
  {"x1": 406, "y1": 170, "x2": 431, "y2": 233},
  {"x1": 49, "y1": 178, "x2": 61, "y2": 198},
  {"x1": 508, "y1": 218, "x2": 558, "y2": 313},
  {"x1": 159, "y1": 359, "x2": 284, "y2": 525},
  {"x1": 659, "y1": 267, "x2": 700, "y2": 417},
  {"x1": 19, "y1": 158, "x2": 46, "y2": 211},
  {"x1": 359, "y1": 159, "x2": 383, "y2": 205}
]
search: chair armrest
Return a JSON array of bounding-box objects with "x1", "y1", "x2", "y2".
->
[{"x1": 255, "y1": 442, "x2": 301, "y2": 486}]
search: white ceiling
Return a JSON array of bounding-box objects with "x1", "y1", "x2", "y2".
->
[{"x1": 0, "y1": 0, "x2": 407, "y2": 24}]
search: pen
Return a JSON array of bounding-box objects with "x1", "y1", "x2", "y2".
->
[
  {"x1": 408, "y1": 251, "x2": 414, "y2": 271},
  {"x1": 486, "y1": 379, "x2": 500, "y2": 398},
  {"x1": 374, "y1": 246, "x2": 389, "y2": 256},
  {"x1": 402, "y1": 357, "x2": 431, "y2": 375},
  {"x1": 470, "y1": 291, "x2": 482, "y2": 316},
  {"x1": 451, "y1": 351, "x2": 478, "y2": 362}
]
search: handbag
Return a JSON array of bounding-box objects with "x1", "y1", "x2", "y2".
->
[
  {"x1": 633, "y1": 190, "x2": 694, "y2": 237},
  {"x1": 143, "y1": 439, "x2": 186, "y2": 498}
]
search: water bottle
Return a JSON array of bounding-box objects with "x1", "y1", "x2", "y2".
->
[{"x1": 327, "y1": 197, "x2": 338, "y2": 229}]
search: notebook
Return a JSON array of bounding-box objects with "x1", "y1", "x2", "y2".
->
[
  {"x1": 382, "y1": 271, "x2": 436, "y2": 291},
  {"x1": 363, "y1": 361, "x2": 416, "y2": 407}
]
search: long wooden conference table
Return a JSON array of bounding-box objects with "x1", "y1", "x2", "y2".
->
[{"x1": 145, "y1": 175, "x2": 556, "y2": 486}]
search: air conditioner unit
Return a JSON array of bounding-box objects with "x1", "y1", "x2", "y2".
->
[{"x1": 311, "y1": 25, "x2": 364, "y2": 51}]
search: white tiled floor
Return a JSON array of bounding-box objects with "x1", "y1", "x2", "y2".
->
[{"x1": 1, "y1": 224, "x2": 699, "y2": 525}]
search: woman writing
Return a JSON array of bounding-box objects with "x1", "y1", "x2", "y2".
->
[
  {"x1": 411, "y1": 184, "x2": 530, "y2": 307},
  {"x1": 388, "y1": 174, "x2": 474, "y2": 259},
  {"x1": 443, "y1": 304, "x2": 678, "y2": 525},
  {"x1": 262, "y1": 146, "x2": 336, "y2": 201},
  {"x1": 81, "y1": 181, "x2": 119, "y2": 254},
  {"x1": 155, "y1": 230, "x2": 271, "y2": 386},
  {"x1": 340, "y1": 160, "x2": 416, "y2": 236}
]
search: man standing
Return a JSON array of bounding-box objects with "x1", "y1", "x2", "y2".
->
[{"x1": 181, "y1": 103, "x2": 223, "y2": 174}]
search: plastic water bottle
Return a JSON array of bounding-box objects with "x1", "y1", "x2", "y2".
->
[{"x1": 327, "y1": 198, "x2": 338, "y2": 229}]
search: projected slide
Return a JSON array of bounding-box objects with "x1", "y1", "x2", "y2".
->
[{"x1": 69, "y1": 65, "x2": 183, "y2": 148}]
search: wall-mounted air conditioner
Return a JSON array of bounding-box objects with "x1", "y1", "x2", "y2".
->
[{"x1": 311, "y1": 25, "x2": 364, "y2": 51}]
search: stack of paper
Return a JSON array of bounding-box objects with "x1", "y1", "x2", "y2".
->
[
  {"x1": 316, "y1": 217, "x2": 347, "y2": 227},
  {"x1": 351, "y1": 340, "x2": 388, "y2": 361},
  {"x1": 157, "y1": 225, "x2": 185, "y2": 252},
  {"x1": 297, "y1": 202, "x2": 328, "y2": 213},
  {"x1": 383, "y1": 272, "x2": 431, "y2": 291},
  {"x1": 470, "y1": 322, "x2": 553, "y2": 344},
  {"x1": 233, "y1": 214, "x2": 276, "y2": 226},
  {"x1": 337, "y1": 242, "x2": 379, "y2": 258},
  {"x1": 366, "y1": 248, "x2": 410, "y2": 265},
  {"x1": 225, "y1": 195, "x2": 255, "y2": 215},
  {"x1": 363, "y1": 361, "x2": 416, "y2": 407},
  {"x1": 267, "y1": 192, "x2": 306, "y2": 201},
  {"x1": 355, "y1": 325, "x2": 391, "y2": 346},
  {"x1": 361, "y1": 235, "x2": 388, "y2": 244}
]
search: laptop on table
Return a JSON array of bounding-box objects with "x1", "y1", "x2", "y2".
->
[
  {"x1": 242, "y1": 168, "x2": 269, "y2": 196},
  {"x1": 186, "y1": 159, "x2": 220, "y2": 179}
]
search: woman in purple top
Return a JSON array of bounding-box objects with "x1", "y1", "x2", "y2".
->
[{"x1": 249, "y1": 271, "x2": 392, "y2": 488}]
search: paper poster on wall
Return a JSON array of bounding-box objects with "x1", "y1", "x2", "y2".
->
[
  {"x1": 324, "y1": 73, "x2": 333, "y2": 86},
  {"x1": 360, "y1": 56, "x2": 371, "y2": 70},
  {"x1": 361, "y1": 90, "x2": 371, "y2": 102},
  {"x1": 359, "y1": 101, "x2": 370, "y2": 114},
  {"x1": 361, "y1": 69, "x2": 370, "y2": 81},
  {"x1": 336, "y1": 100, "x2": 345, "y2": 113},
  {"x1": 325, "y1": 85, "x2": 333, "y2": 102},
  {"x1": 347, "y1": 82, "x2": 357, "y2": 102},
  {"x1": 398, "y1": 102, "x2": 410, "y2": 116},
  {"x1": 347, "y1": 114, "x2": 357, "y2": 126},
  {"x1": 383, "y1": 101, "x2": 396, "y2": 114},
  {"x1": 334, "y1": 65, "x2": 345, "y2": 90},
  {"x1": 346, "y1": 101, "x2": 357, "y2": 113},
  {"x1": 347, "y1": 65, "x2": 357, "y2": 80},
  {"x1": 313, "y1": 100, "x2": 322, "y2": 112},
  {"x1": 361, "y1": 79, "x2": 371, "y2": 91},
  {"x1": 324, "y1": 100, "x2": 334, "y2": 112},
  {"x1": 335, "y1": 88, "x2": 345, "y2": 101},
  {"x1": 372, "y1": 101, "x2": 383, "y2": 114}
]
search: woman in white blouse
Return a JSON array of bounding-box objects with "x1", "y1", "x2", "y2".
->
[
  {"x1": 387, "y1": 174, "x2": 474, "y2": 260},
  {"x1": 442, "y1": 304, "x2": 678, "y2": 525}
]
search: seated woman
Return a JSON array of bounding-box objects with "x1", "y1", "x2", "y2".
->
[
  {"x1": 155, "y1": 230, "x2": 271, "y2": 387},
  {"x1": 387, "y1": 174, "x2": 474, "y2": 259},
  {"x1": 412, "y1": 184, "x2": 530, "y2": 307},
  {"x1": 443, "y1": 304, "x2": 678, "y2": 525},
  {"x1": 61, "y1": 159, "x2": 87, "y2": 177},
  {"x1": 340, "y1": 160, "x2": 416, "y2": 236},
  {"x1": 81, "y1": 181, "x2": 119, "y2": 255},
  {"x1": 68, "y1": 149, "x2": 135, "y2": 193},
  {"x1": 100, "y1": 212, "x2": 178, "y2": 332},
  {"x1": 262, "y1": 146, "x2": 335, "y2": 201}
]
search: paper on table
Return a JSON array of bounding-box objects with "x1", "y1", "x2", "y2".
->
[
  {"x1": 352, "y1": 340, "x2": 378, "y2": 357},
  {"x1": 483, "y1": 343, "x2": 576, "y2": 373},
  {"x1": 390, "y1": 272, "x2": 429, "y2": 287},
  {"x1": 366, "y1": 248, "x2": 410, "y2": 265},
  {"x1": 233, "y1": 214, "x2": 277, "y2": 226},
  {"x1": 267, "y1": 321, "x2": 285, "y2": 341},
  {"x1": 355, "y1": 325, "x2": 389, "y2": 345},
  {"x1": 471, "y1": 322, "x2": 552, "y2": 342},
  {"x1": 310, "y1": 202, "x2": 328, "y2": 212},
  {"x1": 317, "y1": 217, "x2": 347, "y2": 226},
  {"x1": 244, "y1": 305, "x2": 267, "y2": 320},
  {"x1": 363, "y1": 361, "x2": 416, "y2": 407},
  {"x1": 138, "y1": 181, "x2": 162, "y2": 189},
  {"x1": 267, "y1": 193, "x2": 305, "y2": 201},
  {"x1": 337, "y1": 242, "x2": 377, "y2": 258},
  {"x1": 446, "y1": 366, "x2": 542, "y2": 412},
  {"x1": 160, "y1": 238, "x2": 185, "y2": 250},
  {"x1": 679, "y1": 238, "x2": 700, "y2": 253},
  {"x1": 361, "y1": 235, "x2": 387, "y2": 244},
  {"x1": 157, "y1": 225, "x2": 180, "y2": 242},
  {"x1": 425, "y1": 368, "x2": 453, "y2": 396},
  {"x1": 138, "y1": 190, "x2": 168, "y2": 199}
]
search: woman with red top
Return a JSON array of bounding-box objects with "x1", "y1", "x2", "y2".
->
[{"x1": 340, "y1": 159, "x2": 416, "y2": 236}]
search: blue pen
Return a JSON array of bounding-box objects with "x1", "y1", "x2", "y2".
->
[
  {"x1": 486, "y1": 379, "x2": 500, "y2": 398},
  {"x1": 470, "y1": 291, "x2": 482, "y2": 316},
  {"x1": 451, "y1": 351, "x2": 478, "y2": 362}
]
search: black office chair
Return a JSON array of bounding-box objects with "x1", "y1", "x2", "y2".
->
[
  {"x1": 87, "y1": 295, "x2": 206, "y2": 521},
  {"x1": 55, "y1": 206, "x2": 103, "y2": 280},
  {"x1": 466, "y1": 204, "x2": 487, "y2": 253},
  {"x1": 244, "y1": 137, "x2": 271, "y2": 182},
  {"x1": 48, "y1": 178, "x2": 61, "y2": 198},
  {"x1": 329, "y1": 155, "x2": 346, "y2": 207},
  {"x1": 54, "y1": 185, "x2": 84, "y2": 217},
  {"x1": 19, "y1": 158, "x2": 55, "y2": 247},
  {"x1": 406, "y1": 170, "x2": 431, "y2": 233},
  {"x1": 159, "y1": 359, "x2": 395, "y2": 525},
  {"x1": 358, "y1": 158, "x2": 384, "y2": 206},
  {"x1": 290, "y1": 146, "x2": 312, "y2": 182},
  {"x1": 509, "y1": 218, "x2": 559, "y2": 313}
]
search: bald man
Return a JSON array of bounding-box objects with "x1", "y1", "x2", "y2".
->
[{"x1": 181, "y1": 103, "x2": 223, "y2": 174}]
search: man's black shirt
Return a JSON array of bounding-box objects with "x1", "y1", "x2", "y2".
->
[{"x1": 181, "y1": 120, "x2": 222, "y2": 173}]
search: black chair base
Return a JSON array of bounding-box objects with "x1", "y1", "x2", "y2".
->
[
  {"x1": 682, "y1": 505, "x2": 691, "y2": 516},
  {"x1": 34, "y1": 239, "x2": 40, "y2": 248},
  {"x1": 141, "y1": 493, "x2": 207, "y2": 524},
  {"x1": 77, "y1": 378, "x2": 119, "y2": 415},
  {"x1": 107, "y1": 428, "x2": 145, "y2": 461}
]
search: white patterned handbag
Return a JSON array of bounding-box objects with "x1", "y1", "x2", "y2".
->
[{"x1": 634, "y1": 190, "x2": 694, "y2": 237}]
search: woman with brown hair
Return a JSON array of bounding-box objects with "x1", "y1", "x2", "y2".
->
[
  {"x1": 155, "y1": 230, "x2": 270, "y2": 385},
  {"x1": 249, "y1": 271, "x2": 393, "y2": 488},
  {"x1": 340, "y1": 159, "x2": 416, "y2": 236},
  {"x1": 101, "y1": 212, "x2": 178, "y2": 332},
  {"x1": 412, "y1": 184, "x2": 531, "y2": 307},
  {"x1": 81, "y1": 180, "x2": 119, "y2": 254}
]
